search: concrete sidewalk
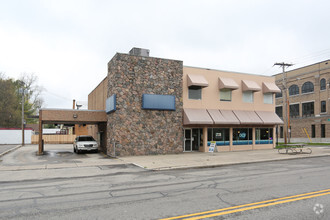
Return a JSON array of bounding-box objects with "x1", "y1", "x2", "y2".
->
[
  {"x1": 1, "y1": 144, "x2": 330, "y2": 182},
  {"x1": 119, "y1": 146, "x2": 330, "y2": 170}
]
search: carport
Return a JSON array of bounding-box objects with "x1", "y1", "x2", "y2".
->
[{"x1": 38, "y1": 109, "x2": 107, "y2": 155}]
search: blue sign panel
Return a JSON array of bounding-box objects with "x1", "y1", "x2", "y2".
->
[
  {"x1": 142, "y1": 94, "x2": 176, "y2": 111},
  {"x1": 106, "y1": 94, "x2": 116, "y2": 114}
]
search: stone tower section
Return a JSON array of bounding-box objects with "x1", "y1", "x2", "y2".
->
[{"x1": 106, "y1": 52, "x2": 183, "y2": 156}]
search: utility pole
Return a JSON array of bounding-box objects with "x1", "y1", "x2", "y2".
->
[
  {"x1": 274, "y1": 62, "x2": 293, "y2": 144},
  {"x1": 19, "y1": 87, "x2": 25, "y2": 146}
]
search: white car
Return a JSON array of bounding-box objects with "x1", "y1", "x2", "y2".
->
[{"x1": 73, "y1": 135, "x2": 98, "y2": 154}]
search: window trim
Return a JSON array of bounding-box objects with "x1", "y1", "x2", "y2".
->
[
  {"x1": 321, "y1": 100, "x2": 326, "y2": 113},
  {"x1": 188, "y1": 86, "x2": 202, "y2": 100},
  {"x1": 320, "y1": 78, "x2": 326, "y2": 91},
  {"x1": 276, "y1": 106, "x2": 283, "y2": 118},
  {"x1": 302, "y1": 101, "x2": 314, "y2": 117},
  {"x1": 263, "y1": 93, "x2": 273, "y2": 104},
  {"x1": 289, "y1": 84, "x2": 299, "y2": 96},
  {"x1": 321, "y1": 124, "x2": 326, "y2": 138},
  {"x1": 220, "y1": 89, "x2": 232, "y2": 102},
  {"x1": 242, "y1": 91, "x2": 254, "y2": 103},
  {"x1": 301, "y1": 81, "x2": 314, "y2": 94},
  {"x1": 289, "y1": 103, "x2": 300, "y2": 118},
  {"x1": 311, "y1": 125, "x2": 315, "y2": 138},
  {"x1": 275, "y1": 91, "x2": 283, "y2": 99}
]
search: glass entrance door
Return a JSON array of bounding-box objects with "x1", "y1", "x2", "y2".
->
[
  {"x1": 192, "y1": 128, "x2": 202, "y2": 151},
  {"x1": 185, "y1": 128, "x2": 202, "y2": 151},
  {"x1": 184, "y1": 129, "x2": 192, "y2": 151}
]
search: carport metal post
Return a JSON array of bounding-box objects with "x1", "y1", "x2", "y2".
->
[{"x1": 38, "y1": 110, "x2": 43, "y2": 155}]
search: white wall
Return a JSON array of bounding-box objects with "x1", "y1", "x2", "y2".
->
[{"x1": 0, "y1": 130, "x2": 32, "y2": 144}]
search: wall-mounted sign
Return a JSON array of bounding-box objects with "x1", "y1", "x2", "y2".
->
[
  {"x1": 106, "y1": 94, "x2": 116, "y2": 114},
  {"x1": 215, "y1": 133, "x2": 222, "y2": 137},
  {"x1": 142, "y1": 94, "x2": 176, "y2": 111}
]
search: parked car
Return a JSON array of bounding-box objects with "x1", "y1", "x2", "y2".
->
[{"x1": 73, "y1": 135, "x2": 98, "y2": 153}]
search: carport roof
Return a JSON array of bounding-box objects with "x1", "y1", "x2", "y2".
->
[{"x1": 40, "y1": 109, "x2": 107, "y2": 124}]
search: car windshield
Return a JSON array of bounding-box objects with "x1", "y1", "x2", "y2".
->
[{"x1": 78, "y1": 136, "x2": 95, "y2": 142}]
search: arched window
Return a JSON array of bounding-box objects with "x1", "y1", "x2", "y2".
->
[
  {"x1": 320, "y1": 78, "x2": 326, "y2": 90},
  {"x1": 302, "y1": 81, "x2": 314, "y2": 94},
  {"x1": 289, "y1": 85, "x2": 299, "y2": 96}
]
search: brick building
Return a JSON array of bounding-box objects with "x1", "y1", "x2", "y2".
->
[
  {"x1": 88, "y1": 48, "x2": 282, "y2": 156},
  {"x1": 274, "y1": 59, "x2": 330, "y2": 142}
]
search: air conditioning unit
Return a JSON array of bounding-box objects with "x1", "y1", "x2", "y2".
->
[{"x1": 129, "y1": 47, "x2": 150, "y2": 57}]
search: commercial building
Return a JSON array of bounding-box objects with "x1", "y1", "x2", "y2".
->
[
  {"x1": 88, "y1": 48, "x2": 282, "y2": 156},
  {"x1": 274, "y1": 59, "x2": 330, "y2": 142}
]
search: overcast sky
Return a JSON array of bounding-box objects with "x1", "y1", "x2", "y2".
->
[{"x1": 1, "y1": 0, "x2": 330, "y2": 109}]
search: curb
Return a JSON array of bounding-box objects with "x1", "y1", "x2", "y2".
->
[
  {"x1": 0, "y1": 145, "x2": 22, "y2": 158},
  {"x1": 146, "y1": 154, "x2": 330, "y2": 171}
]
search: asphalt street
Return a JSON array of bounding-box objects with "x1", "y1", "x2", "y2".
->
[{"x1": 0, "y1": 157, "x2": 329, "y2": 219}]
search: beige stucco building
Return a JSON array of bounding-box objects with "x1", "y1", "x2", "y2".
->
[
  {"x1": 87, "y1": 48, "x2": 283, "y2": 156},
  {"x1": 182, "y1": 66, "x2": 282, "y2": 152}
]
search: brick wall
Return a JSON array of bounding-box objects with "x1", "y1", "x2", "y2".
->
[{"x1": 275, "y1": 60, "x2": 330, "y2": 141}]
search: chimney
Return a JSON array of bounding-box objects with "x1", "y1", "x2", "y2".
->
[
  {"x1": 129, "y1": 47, "x2": 150, "y2": 57},
  {"x1": 73, "y1": 99, "x2": 75, "y2": 109}
]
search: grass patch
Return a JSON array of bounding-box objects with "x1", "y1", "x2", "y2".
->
[
  {"x1": 306, "y1": 143, "x2": 330, "y2": 146},
  {"x1": 276, "y1": 145, "x2": 297, "y2": 149},
  {"x1": 276, "y1": 142, "x2": 330, "y2": 148}
]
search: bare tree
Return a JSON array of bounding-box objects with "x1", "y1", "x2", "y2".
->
[
  {"x1": 0, "y1": 73, "x2": 44, "y2": 127},
  {"x1": 19, "y1": 73, "x2": 44, "y2": 114}
]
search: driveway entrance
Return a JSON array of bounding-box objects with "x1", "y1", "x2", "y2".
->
[{"x1": 38, "y1": 109, "x2": 107, "y2": 155}]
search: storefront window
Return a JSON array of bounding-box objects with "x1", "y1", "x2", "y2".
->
[
  {"x1": 233, "y1": 128, "x2": 252, "y2": 145},
  {"x1": 207, "y1": 128, "x2": 229, "y2": 146},
  {"x1": 255, "y1": 128, "x2": 273, "y2": 144}
]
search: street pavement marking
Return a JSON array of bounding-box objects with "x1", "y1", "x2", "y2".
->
[{"x1": 161, "y1": 188, "x2": 330, "y2": 220}]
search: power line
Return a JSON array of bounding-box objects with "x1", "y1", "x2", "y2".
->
[
  {"x1": 44, "y1": 89, "x2": 72, "y2": 102},
  {"x1": 274, "y1": 62, "x2": 293, "y2": 145},
  {"x1": 261, "y1": 48, "x2": 330, "y2": 75},
  {"x1": 287, "y1": 48, "x2": 330, "y2": 63}
]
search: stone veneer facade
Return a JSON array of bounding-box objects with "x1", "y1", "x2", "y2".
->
[{"x1": 106, "y1": 53, "x2": 183, "y2": 156}]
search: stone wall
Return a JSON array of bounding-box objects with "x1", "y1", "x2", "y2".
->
[{"x1": 106, "y1": 53, "x2": 183, "y2": 156}]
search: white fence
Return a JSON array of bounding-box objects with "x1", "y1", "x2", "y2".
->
[{"x1": 0, "y1": 129, "x2": 33, "y2": 144}]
